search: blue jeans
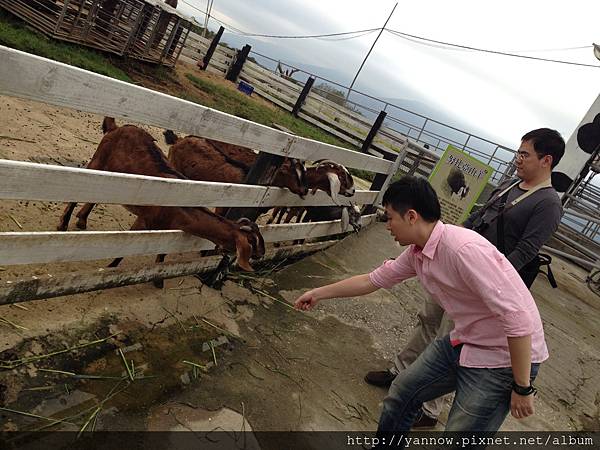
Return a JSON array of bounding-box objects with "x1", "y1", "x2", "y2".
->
[{"x1": 377, "y1": 335, "x2": 540, "y2": 434}]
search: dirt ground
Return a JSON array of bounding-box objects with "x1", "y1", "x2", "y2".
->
[{"x1": 0, "y1": 62, "x2": 599, "y2": 446}]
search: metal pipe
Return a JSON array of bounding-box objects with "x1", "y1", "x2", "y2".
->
[
  {"x1": 416, "y1": 118, "x2": 428, "y2": 142},
  {"x1": 554, "y1": 230, "x2": 599, "y2": 260},
  {"x1": 346, "y1": 2, "x2": 397, "y2": 100},
  {"x1": 542, "y1": 246, "x2": 600, "y2": 270},
  {"x1": 563, "y1": 209, "x2": 600, "y2": 225}
]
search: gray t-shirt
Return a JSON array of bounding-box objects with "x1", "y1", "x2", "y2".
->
[{"x1": 463, "y1": 179, "x2": 562, "y2": 271}]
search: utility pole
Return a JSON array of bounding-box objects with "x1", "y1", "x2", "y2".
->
[
  {"x1": 346, "y1": 2, "x2": 397, "y2": 101},
  {"x1": 202, "y1": 0, "x2": 214, "y2": 38}
]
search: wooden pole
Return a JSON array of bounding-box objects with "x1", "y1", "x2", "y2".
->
[
  {"x1": 200, "y1": 25, "x2": 224, "y2": 70},
  {"x1": 224, "y1": 152, "x2": 286, "y2": 222},
  {"x1": 361, "y1": 110, "x2": 387, "y2": 153},
  {"x1": 226, "y1": 44, "x2": 251, "y2": 82},
  {"x1": 292, "y1": 76, "x2": 315, "y2": 117},
  {"x1": 362, "y1": 141, "x2": 408, "y2": 215}
]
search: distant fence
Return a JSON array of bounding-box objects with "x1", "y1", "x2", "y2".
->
[
  {"x1": 0, "y1": 45, "x2": 412, "y2": 304},
  {"x1": 181, "y1": 35, "x2": 518, "y2": 186},
  {"x1": 0, "y1": 0, "x2": 192, "y2": 66},
  {"x1": 179, "y1": 30, "x2": 234, "y2": 76},
  {"x1": 548, "y1": 177, "x2": 600, "y2": 272}
]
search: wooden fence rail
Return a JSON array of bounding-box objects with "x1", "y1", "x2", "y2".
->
[
  {"x1": 180, "y1": 30, "x2": 234, "y2": 74},
  {"x1": 0, "y1": 160, "x2": 377, "y2": 208},
  {"x1": 0, "y1": 216, "x2": 376, "y2": 266},
  {"x1": 0, "y1": 240, "x2": 344, "y2": 305}
]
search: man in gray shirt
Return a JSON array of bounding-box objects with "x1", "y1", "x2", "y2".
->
[
  {"x1": 365, "y1": 128, "x2": 565, "y2": 428},
  {"x1": 464, "y1": 177, "x2": 562, "y2": 286}
]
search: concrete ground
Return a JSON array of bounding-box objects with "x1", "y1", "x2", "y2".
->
[{"x1": 1, "y1": 221, "x2": 599, "y2": 445}]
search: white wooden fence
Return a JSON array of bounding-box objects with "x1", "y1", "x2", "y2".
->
[
  {"x1": 179, "y1": 31, "x2": 234, "y2": 76},
  {"x1": 0, "y1": 46, "x2": 406, "y2": 304}
]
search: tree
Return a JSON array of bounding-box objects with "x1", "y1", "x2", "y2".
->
[{"x1": 314, "y1": 82, "x2": 349, "y2": 108}]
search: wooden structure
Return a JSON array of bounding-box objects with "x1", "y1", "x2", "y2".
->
[
  {"x1": 0, "y1": 0, "x2": 192, "y2": 66},
  {"x1": 0, "y1": 46, "x2": 407, "y2": 304}
]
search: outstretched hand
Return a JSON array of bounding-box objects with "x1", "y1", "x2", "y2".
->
[{"x1": 294, "y1": 289, "x2": 320, "y2": 311}]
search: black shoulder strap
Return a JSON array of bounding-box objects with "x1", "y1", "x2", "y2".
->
[
  {"x1": 473, "y1": 179, "x2": 519, "y2": 221},
  {"x1": 496, "y1": 189, "x2": 511, "y2": 254}
]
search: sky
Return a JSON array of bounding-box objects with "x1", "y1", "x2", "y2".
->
[{"x1": 175, "y1": 0, "x2": 600, "y2": 150}]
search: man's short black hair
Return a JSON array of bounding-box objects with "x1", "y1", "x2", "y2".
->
[
  {"x1": 521, "y1": 128, "x2": 565, "y2": 169},
  {"x1": 382, "y1": 176, "x2": 441, "y2": 223}
]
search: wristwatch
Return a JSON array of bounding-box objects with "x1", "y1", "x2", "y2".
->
[{"x1": 512, "y1": 382, "x2": 537, "y2": 396}]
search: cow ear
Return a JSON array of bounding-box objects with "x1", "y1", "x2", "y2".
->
[{"x1": 327, "y1": 173, "x2": 341, "y2": 205}]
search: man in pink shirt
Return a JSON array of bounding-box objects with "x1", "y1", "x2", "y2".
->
[{"x1": 294, "y1": 176, "x2": 548, "y2": 435}]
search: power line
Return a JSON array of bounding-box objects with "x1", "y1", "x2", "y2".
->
[
  {"x1": 222, "y1": 23, "x2": 382, "y2": 39},
  {"x1": 180, "y1": 0, "x2": 209, "y2": 18},
  {"x1": 180, "y1": 0, "x2": 598, "y2": 67},
  {"x1": 507, "y1": 45, "x2": 592, "y2": 53},
  {"x1": 181, "y1": 0, "x2": 380, "y2": 39},
  {"x1": 314, "y1": 29, "x2": 378, "y2": 42},
  {"x1": 385, "y1": 28, "x2": 600, "y2": 68}
]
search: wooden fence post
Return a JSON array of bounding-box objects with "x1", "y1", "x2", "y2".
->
[
  {"x1": 292, "y1": 76, "x2": 315, "y2": 117},
  {"x1": 362, "y1": 141, "x2": 409, "y2": 215},
  {"x1": 361, "y1": 110, "x2": 387, "y2": 153},
  {"x1": 199, "y1": 25, "x2": 224, "y2": 70},
  {"x1": 361, "y1": 110, "x2": 390, "y2": 215},
  {"x1": 224, "y1": 153, "x2": 286, "y2": 222},
  {"x1": 54, "y1": 0, "x2": 70, "y2": 34},
  {"x1": 226, "y1": 44, "x2": 251, "y2": 82}
]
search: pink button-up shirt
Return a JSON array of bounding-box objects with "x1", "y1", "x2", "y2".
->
[{"x1": 369, "y1": 221, "x2": 549, "y2": 368}]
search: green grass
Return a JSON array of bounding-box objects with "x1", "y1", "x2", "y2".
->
[
  {"x1": 185, "y1": 73, "x2": 375, "y2": 182},
  {"x1": 0, "y1": 10, "x2": 131, "y2": 82},
  {"x1": 185, "y1": 73, "x2": 348, "y2": 145}
]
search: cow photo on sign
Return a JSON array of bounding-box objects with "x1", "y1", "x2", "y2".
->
[{"x1": 428, "y1": 145, "x2": 493, "y2": 225}]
